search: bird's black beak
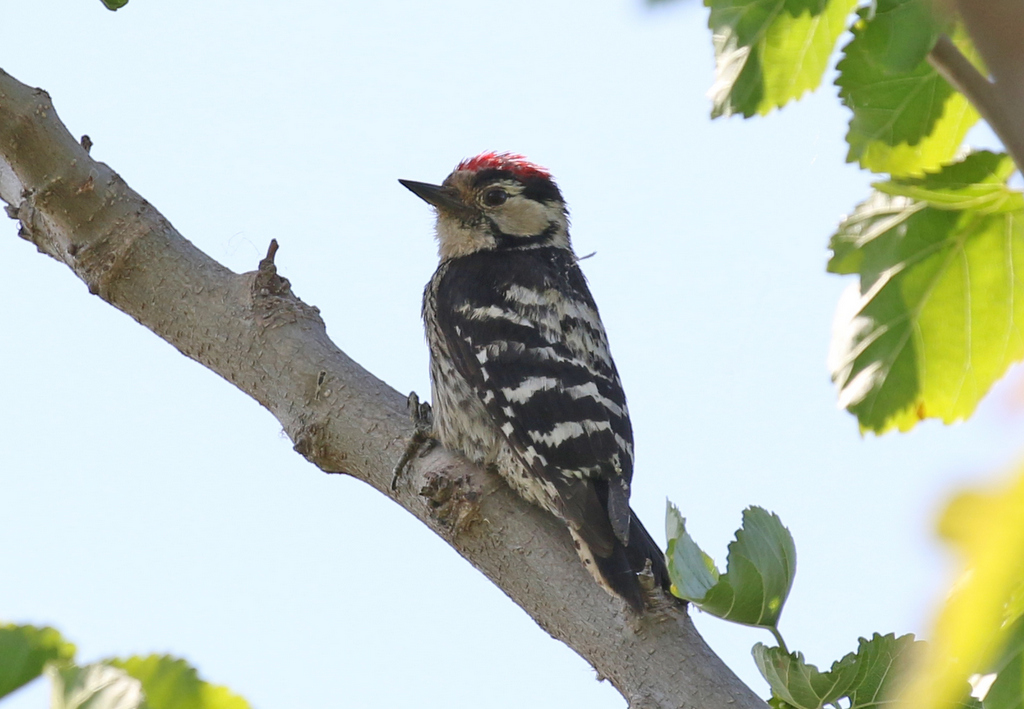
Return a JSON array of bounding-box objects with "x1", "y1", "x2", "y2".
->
[{"x1": 399, "y1": 179, "x2": 472, "y2": 216}]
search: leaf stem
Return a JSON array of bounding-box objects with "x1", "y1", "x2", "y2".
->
[{"x1": 770, "y1": 627, "x2": 790, "y2": 655}]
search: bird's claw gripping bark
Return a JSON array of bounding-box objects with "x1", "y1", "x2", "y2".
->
[{"x1": 391, "y1": 392, "x2": 436, "y2": 491}]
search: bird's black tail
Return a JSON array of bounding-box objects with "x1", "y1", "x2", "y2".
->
[{"x1": 592, "y1": 508, "x2": 671, "y2": 613}]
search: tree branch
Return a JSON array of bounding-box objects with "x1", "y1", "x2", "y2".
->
[
  {"x1": 928, "y1": 2, "x2": 1024, "y2": 173},
  {"x1": 0, "y1": 67, "x2": 765, "y2": 709}
]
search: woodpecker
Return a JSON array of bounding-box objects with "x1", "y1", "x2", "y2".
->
[{"x1": 400, "y1": 152, "x2": 669, "y2": 612}]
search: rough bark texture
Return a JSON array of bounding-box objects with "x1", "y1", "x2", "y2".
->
[{"x1": 0, "y1": 67, "x2": 766, "y2": 709}]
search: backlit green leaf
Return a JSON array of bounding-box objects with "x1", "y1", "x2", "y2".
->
[
  {"x1": 828, "y1": 152, "x2": 1024, "y2": 433},
  {"x1": 0, "y1": 623, "x2": 76, "y2": 698},
  {"x1": 111, "y1": 655, "x2": 252, "y2": 709},
  {"x1": 48, "y1": 663, "x2": 147, "y2": 709},
  {"x1": 707, "y1": 0, "x2": 857, "y2": 118},
  {"x1": 878, "y1": 152, "x2": 1024, "y2": 213},
  {"x1": 836, "y1": 2, "x2": 980, "y2": 176}
]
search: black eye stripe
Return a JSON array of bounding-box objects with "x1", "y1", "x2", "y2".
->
[
  {"x1": 470, "y1": 169, "x2": 564, "y2": 205},
  {"x1": 489, "y1": 222, "x2": 559, "y2": 249}
]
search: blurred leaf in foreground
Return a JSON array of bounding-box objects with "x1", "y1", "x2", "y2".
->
[
  {"x1": 112, "y1": 655, "x2": 252, "y2": 709},
  {"x1": 0, "y1": 623, "x2": 76, "y2": 699},
  {"x1": 899, "y1": 466, "x2": 1024, "y2": 709}
]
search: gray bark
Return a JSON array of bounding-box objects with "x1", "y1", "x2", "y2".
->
[{"x1": 0, "y1": 67, "x2": 765, "y2": 709}]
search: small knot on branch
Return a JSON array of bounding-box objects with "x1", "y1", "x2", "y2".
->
[
  {"x1": 293, "y1": 420, "x2": 348, "y2": 474},
  {"x1": 261, "y1": 238, "x2": 279, "y2": 267},
  {"x1": 253, "y1": 238, "x2": 292, "y2": 298},
  {"x1": 249, "y1": 238, "x2": 324, "y2": 328}
]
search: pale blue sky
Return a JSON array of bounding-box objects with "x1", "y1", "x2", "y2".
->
[{"x1": 1, "y1": 1, "x2": 1020, "y2": 707}]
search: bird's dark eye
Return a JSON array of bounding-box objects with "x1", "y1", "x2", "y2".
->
[{"x1": 482, "y1": 188, "x2": 508, "y2": 207}]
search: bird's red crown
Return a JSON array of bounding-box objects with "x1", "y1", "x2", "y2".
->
[{"x1": 455, "y1": 152, "x2": 551, "y2": 180}]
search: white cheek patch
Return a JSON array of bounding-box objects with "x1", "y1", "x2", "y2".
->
[
  {"x1": 490, "y1": 200, "x2": 550, "y2": 236},
  {"x1": 489, "y1": 198, "x2": 568, "y2": 243},
  {"x1": 436, "y1": 218, "x2": 496, "y2": 260}
]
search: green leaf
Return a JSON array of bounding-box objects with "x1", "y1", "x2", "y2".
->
[
  {"x1": 878, "y1": 152, "x2": 1024, "y2": 213},
  {"x1": 836, "y1": 3, "x2": 980, "y2": 176},
  {"x1": 847, "y1": 0, "x2": 945, "y2": 72},
  {"x1": 850, "y1": 633, "x2": 982, "y2": 708},
  {"x1": 984, "y1": 618, "x2": 1024, "y2": 709},
  {"x1": 1005, "y1": 580, "x2": 1024, "y2": 629},
  {"x1": 753, "y1": 644, "x2": 859, "y2": 709},
  {"x1": 767, "y1": 696, "x2": 796, "y2": 709},
  {"x1": 847, "y1": 633, "x2": 925, "y2": 707},
  {"x1": 665, "y1": 502, "x2": 720, "y2": 601},
  {"x1": 101, "y1": 0, "x2": 130, "y2": 9},
  {"x1": 755, "y1": 634, "x2": 944, "y2": 709},
  {"x1": 0, "y1": 623, "x2": 76, "y2": 698},
  {"x1": 707, "y1": 0, "x2": 857, "y2": 118},
  {"x1": 48, "y1": 663, "x2": 147, "y2": 709},
  {"x1": 665, "y1": 505, "x2": 795, "y2": 629},
  {"x1": 701, "y1": 507, "x2": 796, "y2": 627},
  {"x1": 826, "y1": 191, "x2": 925, "y2": 275},
  {"x1": 828, "y1": 151, "x2": 1024, "y2": 433},
  {"x1": 110, "y1": 655, "x2": 252, "y2": 709}
]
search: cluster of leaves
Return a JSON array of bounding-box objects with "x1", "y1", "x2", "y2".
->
[
  {"x1": 753, "y1": 634, "x2": 943, "y2": 709},
  {"x1": 665, "y1": 504, "x2": 991, "y2": 708},
  {"x1": 707, "y1": 0, "x2": 977, "y2": 174},
  {"x1": 697, "y1": 5, "x2": 1024, "y2": 698},
  {"x1": 707, "y1": 0, "x2": 1024, "y2": 436},
  {"x1": 665, "y1": 504, "x2": 794, "y2": 646},
  {"x1": 0, "y1": 623, "x2": 250, "y2": 709}
]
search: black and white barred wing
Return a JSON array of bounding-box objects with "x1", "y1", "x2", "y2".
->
[{"x1": 433, "y1": 249, "x2": 635, "y2": 550}]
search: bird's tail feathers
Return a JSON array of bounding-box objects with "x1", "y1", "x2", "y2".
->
[{"x1": 574, "y1": 508, "x2": 671, "y2": 614}]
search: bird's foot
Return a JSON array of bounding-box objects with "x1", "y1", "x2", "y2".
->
[{"x1": 419, "y1": 469, "x2": 481, "y2": 535}]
